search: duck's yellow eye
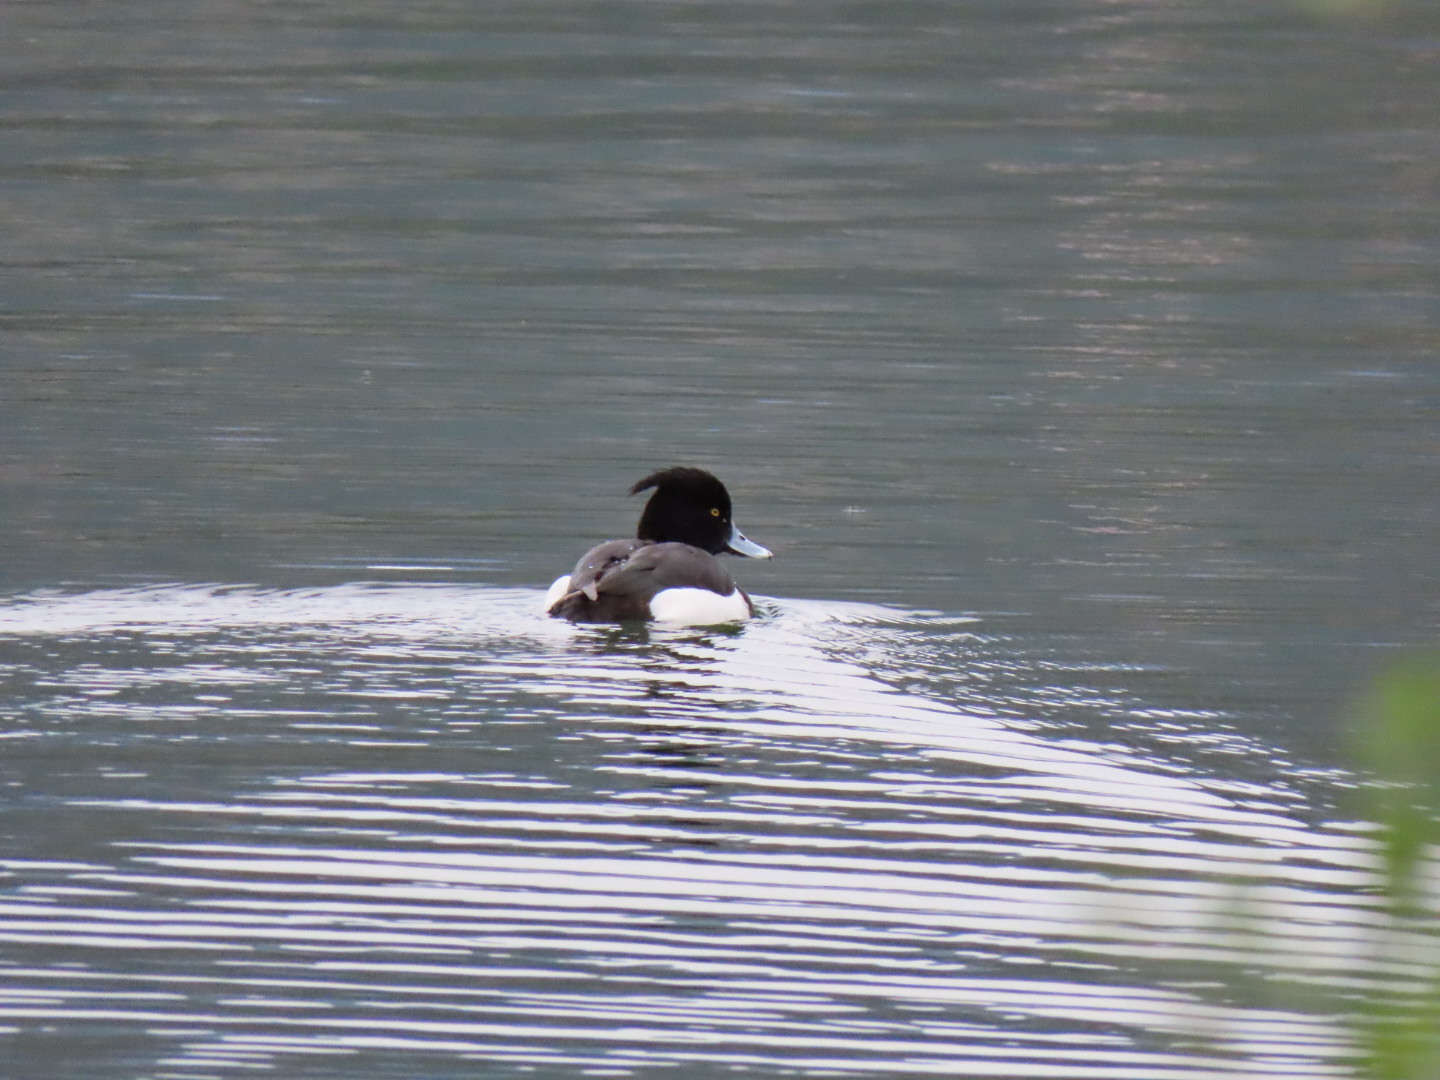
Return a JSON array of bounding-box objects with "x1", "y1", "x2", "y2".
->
[{"x1": 710, "y1": 508, "x2": 721, "y2": 517}]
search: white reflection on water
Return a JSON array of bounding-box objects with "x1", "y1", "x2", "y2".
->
[{"x1": 0, "y1": 584, "x2": 1377, "y2": 1077}]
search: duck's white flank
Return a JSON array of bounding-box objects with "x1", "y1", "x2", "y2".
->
[
  {"x1": 543, "y1": 575, "x2": 571, "y2": 611},
  {"x1": 648, "y1": 586, "x2": 750, "y2": 626}
]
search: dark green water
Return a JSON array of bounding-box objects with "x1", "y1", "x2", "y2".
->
[{"x1": 2, "y1": 1, "x2": 1437, "y2": 1077}]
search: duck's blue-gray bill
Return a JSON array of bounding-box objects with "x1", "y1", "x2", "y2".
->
[{"x1": 726, "y1": 524, "x2": 773, "y2": 559}]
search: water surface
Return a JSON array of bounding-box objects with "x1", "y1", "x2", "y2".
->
[
  {"x1": 0, "y1": 584, "x2": 1372, "y2": 1078},
  {"x1": 3, "y1": 0, "x2": 1438, "y2": 1076}
]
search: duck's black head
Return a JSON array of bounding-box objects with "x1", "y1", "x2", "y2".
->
[{"x1": 631, "y1": 466, "x2": 773, "y2": 559}]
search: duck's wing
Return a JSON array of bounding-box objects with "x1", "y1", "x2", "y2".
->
[
  {"x1": 547, "y1": 542, "x2": 738, "y2": 621},
  {"x1": 557, "y1": 540, "x2": 646, "y2": 602},
  {"x1": 622, "y1": 543, "x2": 737, "y2": 596}
]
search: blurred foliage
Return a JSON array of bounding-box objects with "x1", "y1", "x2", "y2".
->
[
  {"x1": 1352, "y1": 657, "x2": 1440, "y2": 1080},
  {"x1": 1357, "y1": 659, "x2": 1440, "y2": 910}
]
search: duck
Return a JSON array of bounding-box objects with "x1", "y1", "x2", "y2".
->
[{"x1": 545, "y1": 466, "x2": 773, "y2": 625}]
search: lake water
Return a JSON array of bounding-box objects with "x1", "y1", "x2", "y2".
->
[{"x1": 2, "y1": 1, "x2": 1437, "y2": 1077}]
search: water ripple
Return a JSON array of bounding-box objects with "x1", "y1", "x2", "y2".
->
[{"x1": 0, "y1": 584, "x2": 1381, "y2": 1076}]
